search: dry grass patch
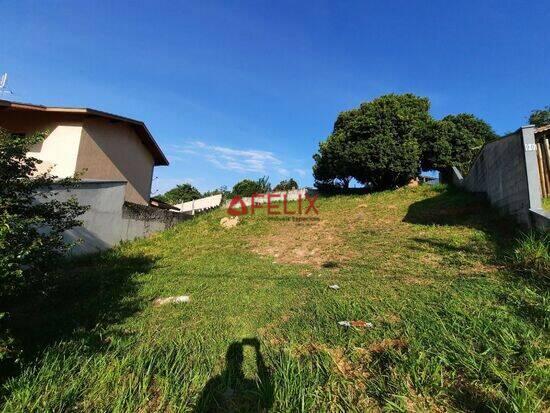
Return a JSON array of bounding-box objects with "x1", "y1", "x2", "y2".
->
[{"x1": 250, "y1": 216, "x2": 358, "y2": 267}]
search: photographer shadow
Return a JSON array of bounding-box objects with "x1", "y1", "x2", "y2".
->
[{"x1": 195, "y1": 338, "x2": 273, "y2": 413}]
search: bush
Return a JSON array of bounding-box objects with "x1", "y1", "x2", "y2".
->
[
  {"x1": 202, "y1": 185, "x2": 231, "y2": 201},
  {"x1": 0, "y1": 128, "x2": 87, "y2": 362},
  {"x1": 273, "y1": 178, "x2": 298, "y2": 192},
  {"x1": 529, "y1": 106, "x2": 550, "y2": 127},
  {"x1": 509, "y1": 231, "x2": 550, "y2": 279},
  {"x1": 231, "y1": 176, "x2": 271, "y2": 197},
  {"x1": 157, "y1": 183, "x2": 201, "y2": 204}
]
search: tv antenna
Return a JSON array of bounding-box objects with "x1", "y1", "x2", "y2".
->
[{"x1": 0, "y1": 73, "x2": 13, "y2": 95}]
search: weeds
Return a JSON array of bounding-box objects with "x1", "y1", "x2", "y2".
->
[{"x1": 509, "y1": 231, "x2": 550, "y2": 280}]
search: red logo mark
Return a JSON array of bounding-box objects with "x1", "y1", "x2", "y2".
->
[
  {"x1": 227, "y1": 196, "x2": 248, "y2": 216},
  {"x1": 226, "y1": 193, "x2": 319, "y2": 216}
]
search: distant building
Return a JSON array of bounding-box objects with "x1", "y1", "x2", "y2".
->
[{"x1": 0, "y1": 99, "x2": 168, "y2": 205}]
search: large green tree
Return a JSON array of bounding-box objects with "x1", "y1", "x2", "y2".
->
[
  {"x1": 157, "y1": 183, "x2": 201, "y2": 204},
  {"x1": 529, "y1": 106, "x2": 550, "y2": 127},
  {"x1": 313, "y1": 94, "x2": 429, "y2": 190},
  {"x1": 419, "y1": 114, "x2": 497, "y2": 174}
]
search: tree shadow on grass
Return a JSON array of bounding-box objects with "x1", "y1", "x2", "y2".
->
[
  {"x1": 194, "y1": 338, "x2": 273, "y2": 413},
  {"x1": 1, "y1": 250, "x2": 156, "y2": 382}
]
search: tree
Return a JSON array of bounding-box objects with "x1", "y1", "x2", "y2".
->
[
  {"x1": 313, "y1": 131, "x2": 354, "y2": 189},
  {"x1": 157, "y1": 183, "x2": 201, "y2": 204},
  {"x1": 273, "y1": 178, "x2": 298, "y2": 191},
  {"x1": 313, "y1": 94, "x2": 429, "y2": 190},
  {"x1": 1, "y1": 129, "x2": 87, "y2": 361},
  {"x1": 419, "y1": 114, "x2": 497, "y2": 174},
  {"x1": 202, "y1": 185, "x2": 231, "y2": 200},
  {"x1": 231, "y1": 176, "x2": 271, "y2": 197},
  {"x1": 529, "y1": 106, "x2": 550, "y2": 127}
]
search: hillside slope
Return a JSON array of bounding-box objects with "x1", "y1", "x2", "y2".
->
[{"x1": 2, "y1": 185, "x2": 548, "y2": 412}]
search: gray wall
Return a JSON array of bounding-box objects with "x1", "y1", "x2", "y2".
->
[
  {"x1": 453, "y1": 125, "x2": 549, "y2": 229},
  {"x1": 46, "y1": 180, "x2": 191, "y2": 254}
]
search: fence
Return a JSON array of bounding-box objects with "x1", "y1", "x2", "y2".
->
[
  {"x1": 535, "y1": 126, "x2": 550, "y2": 198},
  {"x1": 174, "y1": 194, "x2": 223, "y2": 214},
  {"x1": 43, "y1": 180, "x2": 192, "y2": 254},
  {"x1": 451, "y1": 125, "x2": 549, "y2": 230}
]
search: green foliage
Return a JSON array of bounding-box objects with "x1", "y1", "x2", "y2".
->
[
  {"x1": 273, "y1": 178, "x2": 298, "y2": 192},
  {"x1": 231, "y1": 176, "x2": 271, "y2": 197},
  {"x1": 0, "y1": 129, "x2": 87, "y2": 300},
  {"x1": 509, "y1": 231, "x2": 550, "y2": 279},
  {"x1": 0, "y1": 128, "x2": 87, "y2": 365},
  {"x1": 157, "y1": 183, "x2": 201, "y2": 204},
  {"x1": 202, "y1": 185, "x2": 231, "y2": 200},
  {"x1": 313, "y1": 131, "x2": 354, "y2": 189},
  {"x1": 528, "y1": 106, "x2": 550, "y2": 127},
  {"x1": 314, "y1": 95, "x2": 499, "y2": 188},
  {"x1": 420, "y1": 114, "x2": 497, "y2": 174},
  {"x1": 313, "y1": 94, "x2": 429, "y2": 190}
]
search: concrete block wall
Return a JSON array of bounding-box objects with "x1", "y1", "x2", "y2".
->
[
  {"x1": 454, "y1": 125, "x2": 549, "y2": 230},
  {"x1": 45, "y1": 180, "x2": 191, "y2": 254}
]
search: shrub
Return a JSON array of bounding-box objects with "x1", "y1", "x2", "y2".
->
[
  {"x1": 528, "y1": 106, "x2": 550, "y2": 127},
  {"x1": 231, "y1": 176, "x2": 271, "y2": 197},
  {"x1": 0, "y1": 129, "x2": 87, "y2": 299},
  {"x1": 0, "y1": 128, "x2": 87, "y2": 362},
  {"x1": 202, "y1": 185, "x2": 231, "y2": 201},
  {"x1": 157, "y1": 183, "x2": 201, "y2": 204},
  {"x1": 273, "y1": 178, "x2": 298, "y2": 192},
  {"x1": 509, "y1": 231, "x2": 550, "y2": 279}
]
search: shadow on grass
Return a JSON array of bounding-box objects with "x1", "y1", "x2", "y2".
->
[
  {"x1": 403, "y1": 185, "x2": 515, "y2": 260},
  {"x1": 194, "y1": 338, "x2": 273, "y2": 413},
  {"x1": 403, "y1": 186, "x2": 547, "y2": 411},
  {"x1": 2, "y1": 250, "x2": 156, "y2": 381}
]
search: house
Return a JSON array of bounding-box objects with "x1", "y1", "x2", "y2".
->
[{"x1": 0, "y1": 99, "x2": 168, "y2": 205}]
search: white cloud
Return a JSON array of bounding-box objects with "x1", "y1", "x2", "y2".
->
[
  {"x1": 174, "y1": 141, "x2": 283, "y2": 174},
  {"x1": 294, "y1": 168, "x2": 308, "y2": 177}
]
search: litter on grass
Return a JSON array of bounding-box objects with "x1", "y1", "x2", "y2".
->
[
  {"x1": 338, "y1": 320, "x2": 373, "y2": 328},
  {"x1": 153, "y1": 295, "x2": 190, "y2": 306},
  {"x1": 329, "y1": 284, "x2": 340, "y2": 290}
]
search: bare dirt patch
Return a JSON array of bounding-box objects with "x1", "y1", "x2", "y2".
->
[
  {"x1": 368, "y1": 338, "x2": 408, "y2": 354},
  {"x1": 250, "y1": 217, "x2": 358, "y2": 267}
]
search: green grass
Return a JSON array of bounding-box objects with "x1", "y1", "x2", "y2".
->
[
  {"x1": 543, "y1": 197, "x2": 550, "y2": 211},
  {"x1": 509, "y1": 231, "x2": 550, "y2": 280},
  {"x1": 1, "y1": 185, "x2": 549, "y2": 412}
]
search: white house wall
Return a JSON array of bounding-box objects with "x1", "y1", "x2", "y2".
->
[{"x1": 27, "y1": 124, "x2": 83, "y2": 178}]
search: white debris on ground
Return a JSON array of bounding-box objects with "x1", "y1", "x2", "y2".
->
[
  {"x1": 338, "y1": 320, "x2": 373, "y2": 328},
  {"x1": 329, "y1": 284, "x2": 340, "y2": 290},
  {"x1": 220, "y1": 216, "x2": 240, "y2": 228},
  {"x1": 153, "y1": 295, "x2": 190, "y2": 306}
]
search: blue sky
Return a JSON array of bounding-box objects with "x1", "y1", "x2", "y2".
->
[{"x1": 2, "y1": 1, "x2": 549, "y2": 194}]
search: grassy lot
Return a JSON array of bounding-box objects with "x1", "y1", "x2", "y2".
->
[{"x1": 1, "y1": 185, "x2": 548, "y2": 412}]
